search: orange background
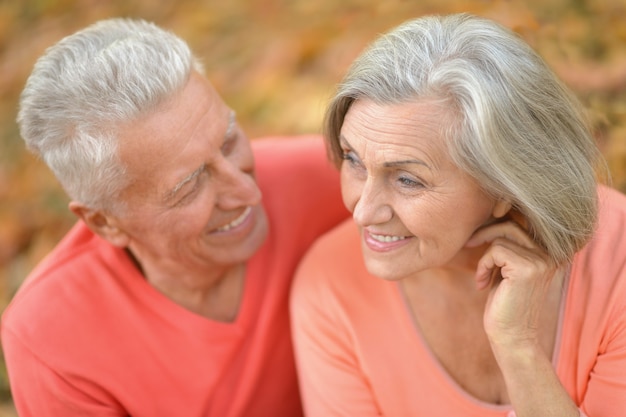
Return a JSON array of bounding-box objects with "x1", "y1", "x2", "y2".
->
[{"x1": 1, "y1": 0, "x2": 625, "y2": 414}]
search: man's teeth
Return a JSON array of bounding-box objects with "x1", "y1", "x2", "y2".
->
[
  {"x1": 217, "y1": 207, "x2": 251, "y2": 232},
  {"x1": 370, "y1": 233, "x2": 407, "y2": 243}
]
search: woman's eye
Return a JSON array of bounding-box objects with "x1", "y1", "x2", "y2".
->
[
  {"x1": 341, "y1": 150, "x2": 360, "y2": 166},
  {"x1": 397, "y1": 175, "x2": 424, "y2": 188}
]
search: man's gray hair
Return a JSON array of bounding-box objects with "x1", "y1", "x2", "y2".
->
[{"x1": 18, "y1": 18, "x2": 204, "y2": 211}]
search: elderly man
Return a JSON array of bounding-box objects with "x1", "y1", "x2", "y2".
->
[{"x1": 1, "y1": 18, "x2": 347, "y2": 417}]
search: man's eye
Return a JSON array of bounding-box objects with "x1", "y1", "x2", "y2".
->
[
  {"x1": 174, "y1": 185, "x2": 198, "y2": 207},
  {"x1": 221, "y1": 135, "x2": 236, "y2": 156}
]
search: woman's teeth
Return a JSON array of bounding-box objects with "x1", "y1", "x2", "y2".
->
[
  {"x1": 217, "y1": 206, "x2": 251, "y2": 232},
  {"x1": 370, "y1": 233, "x2": 407, "y2": 243}
]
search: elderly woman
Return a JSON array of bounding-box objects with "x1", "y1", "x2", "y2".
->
[{"x1": 290, "y1": 13, "x2": 626, "y2": 417}]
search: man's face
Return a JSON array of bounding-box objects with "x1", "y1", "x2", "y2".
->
[{"x1": 109, "y1": 72, "x2": 268, "y2": 277}]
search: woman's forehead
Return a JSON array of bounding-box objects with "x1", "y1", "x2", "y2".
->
[
  {"x1": 344, "y1": 99, "x2": 451, "y2": 133},
  {"x1": 341, "y1": 99, "x2": 453, "y2": 164}
]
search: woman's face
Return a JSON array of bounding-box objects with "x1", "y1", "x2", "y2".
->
[{"x1": 339, "y1": 98, "x2": 500, "y2": 280}]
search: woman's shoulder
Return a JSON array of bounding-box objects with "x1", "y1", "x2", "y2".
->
[
  {"x1": 598, "y1": 183, "x2": 626, "y2": 214},
  {"x1": 561, "y1": 186, "x2": 626, "y2": 368},
  {"x1": 292, "y1": 219, "x2": 378, "y2": 301},
  {"x1": 568, "y1": 185, "x2": 626, "y2": 320},
  {"x1": 295, "y1": 219, "x2": 362, "y2": 279},
  {"x1": 590, "y1": 184, "x2": 626, "y2": 255}
]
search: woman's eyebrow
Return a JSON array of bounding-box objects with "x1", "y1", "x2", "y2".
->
[
  {"x1": 340, "y1": 134, "x2": 431, "y2": 170},
  {"x1": 339, "y1": 135, "x2": 363, "y2": 160},
  {"x1": 339, "y1": 134, "x2": 352, "y2": 149},
  {"x1": 383, "y1": 159, "x2": 431, "y2": 170}
]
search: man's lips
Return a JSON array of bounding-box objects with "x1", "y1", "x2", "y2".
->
[{"x1": 214, "y1": 206, "x2": 252, "y2": 233}]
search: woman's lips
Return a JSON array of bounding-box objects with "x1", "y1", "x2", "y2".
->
[{"x1": 363, "y1": 229, "x2": 411, "y2": 252}]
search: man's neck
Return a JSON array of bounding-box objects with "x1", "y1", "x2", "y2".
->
[{"x1": 125, "y1": 248, "x2": 246, "y2": 321}]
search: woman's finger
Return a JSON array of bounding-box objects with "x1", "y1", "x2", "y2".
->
[
  {"x1": 474, "y1": 237, "x2": 553, "y2": 289},
  {"x1": 466, "y1": 220, "x2": 535, "y2": 249}
]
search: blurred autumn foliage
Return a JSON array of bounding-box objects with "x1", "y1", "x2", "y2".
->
[{"x1": 0, "y1": 0, "x2": 625, "y2": 414}]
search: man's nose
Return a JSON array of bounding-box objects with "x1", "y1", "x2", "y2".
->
[{"x1": 214, "y1": 157, "x2": 262, "y2": 209}]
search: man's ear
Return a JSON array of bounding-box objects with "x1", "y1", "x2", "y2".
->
[
  {"x1": 492, "y1": 199, "x2": 512, "y2": 219},
  {"x1": 68, "y1": 201, "x2": 130, "y2": 248}
]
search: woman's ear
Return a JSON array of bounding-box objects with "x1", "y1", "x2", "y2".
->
[
  {"x1": 492, "y1": 199, "x2": 512, "y2": 219},
  {"x1": 68, "y1": 201, "x2": 130, "y2": 248}
]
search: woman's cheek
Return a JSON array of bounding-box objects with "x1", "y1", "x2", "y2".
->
[{"x1": 340, "y1": 169, "x2": 357, "y2": 213}]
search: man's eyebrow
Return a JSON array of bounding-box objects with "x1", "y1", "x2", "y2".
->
[
  {"x1": 225, "y1": 110, "x2": 236, "y2": 138},
  {"x1": 164, "y1": 164, "x2": 205, "y2": 203},
  {"x1": 164, "y1": 110, "x2": 236, "y2": 204}
]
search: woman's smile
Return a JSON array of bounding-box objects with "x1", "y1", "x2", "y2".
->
[{"x1": 362, "y1": 229, "x2": 412, "y2": 252}]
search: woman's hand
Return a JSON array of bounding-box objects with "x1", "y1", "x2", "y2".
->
[
  {"x1": 465, "y1": 219, "x2": 581, "y2": 417},
  {"x1": 465, "y1": 219, "x2": 559, "y2": 350}
]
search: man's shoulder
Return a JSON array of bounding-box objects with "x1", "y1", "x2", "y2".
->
[
  {"x1": 251, "y1": 135, "x2": 347, "y2": 236},
  {"x1": 251, "y1": 135, "x2": 331, "y2": 179},
  {"x1": 11, "y1": 222, "x2": 107, "y2": 292},
  {"x1": 1, "y1": 221, "x2": 123, "y2": 338},
  {"x1": 251, "y1": 134, "x2": 325, "y2": 156}
]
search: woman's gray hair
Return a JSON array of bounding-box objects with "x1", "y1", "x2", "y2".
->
[
  {"x1": 18, "y1": 18, "x2": 204, "y2": 212},
  {"x1": 325, "y1": 13, "x2": 607, "y2": 264}
]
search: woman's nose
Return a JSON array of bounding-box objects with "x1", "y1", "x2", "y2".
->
[{"x1": 352, "y1": 177, "x2": 393, "y2": 227}]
